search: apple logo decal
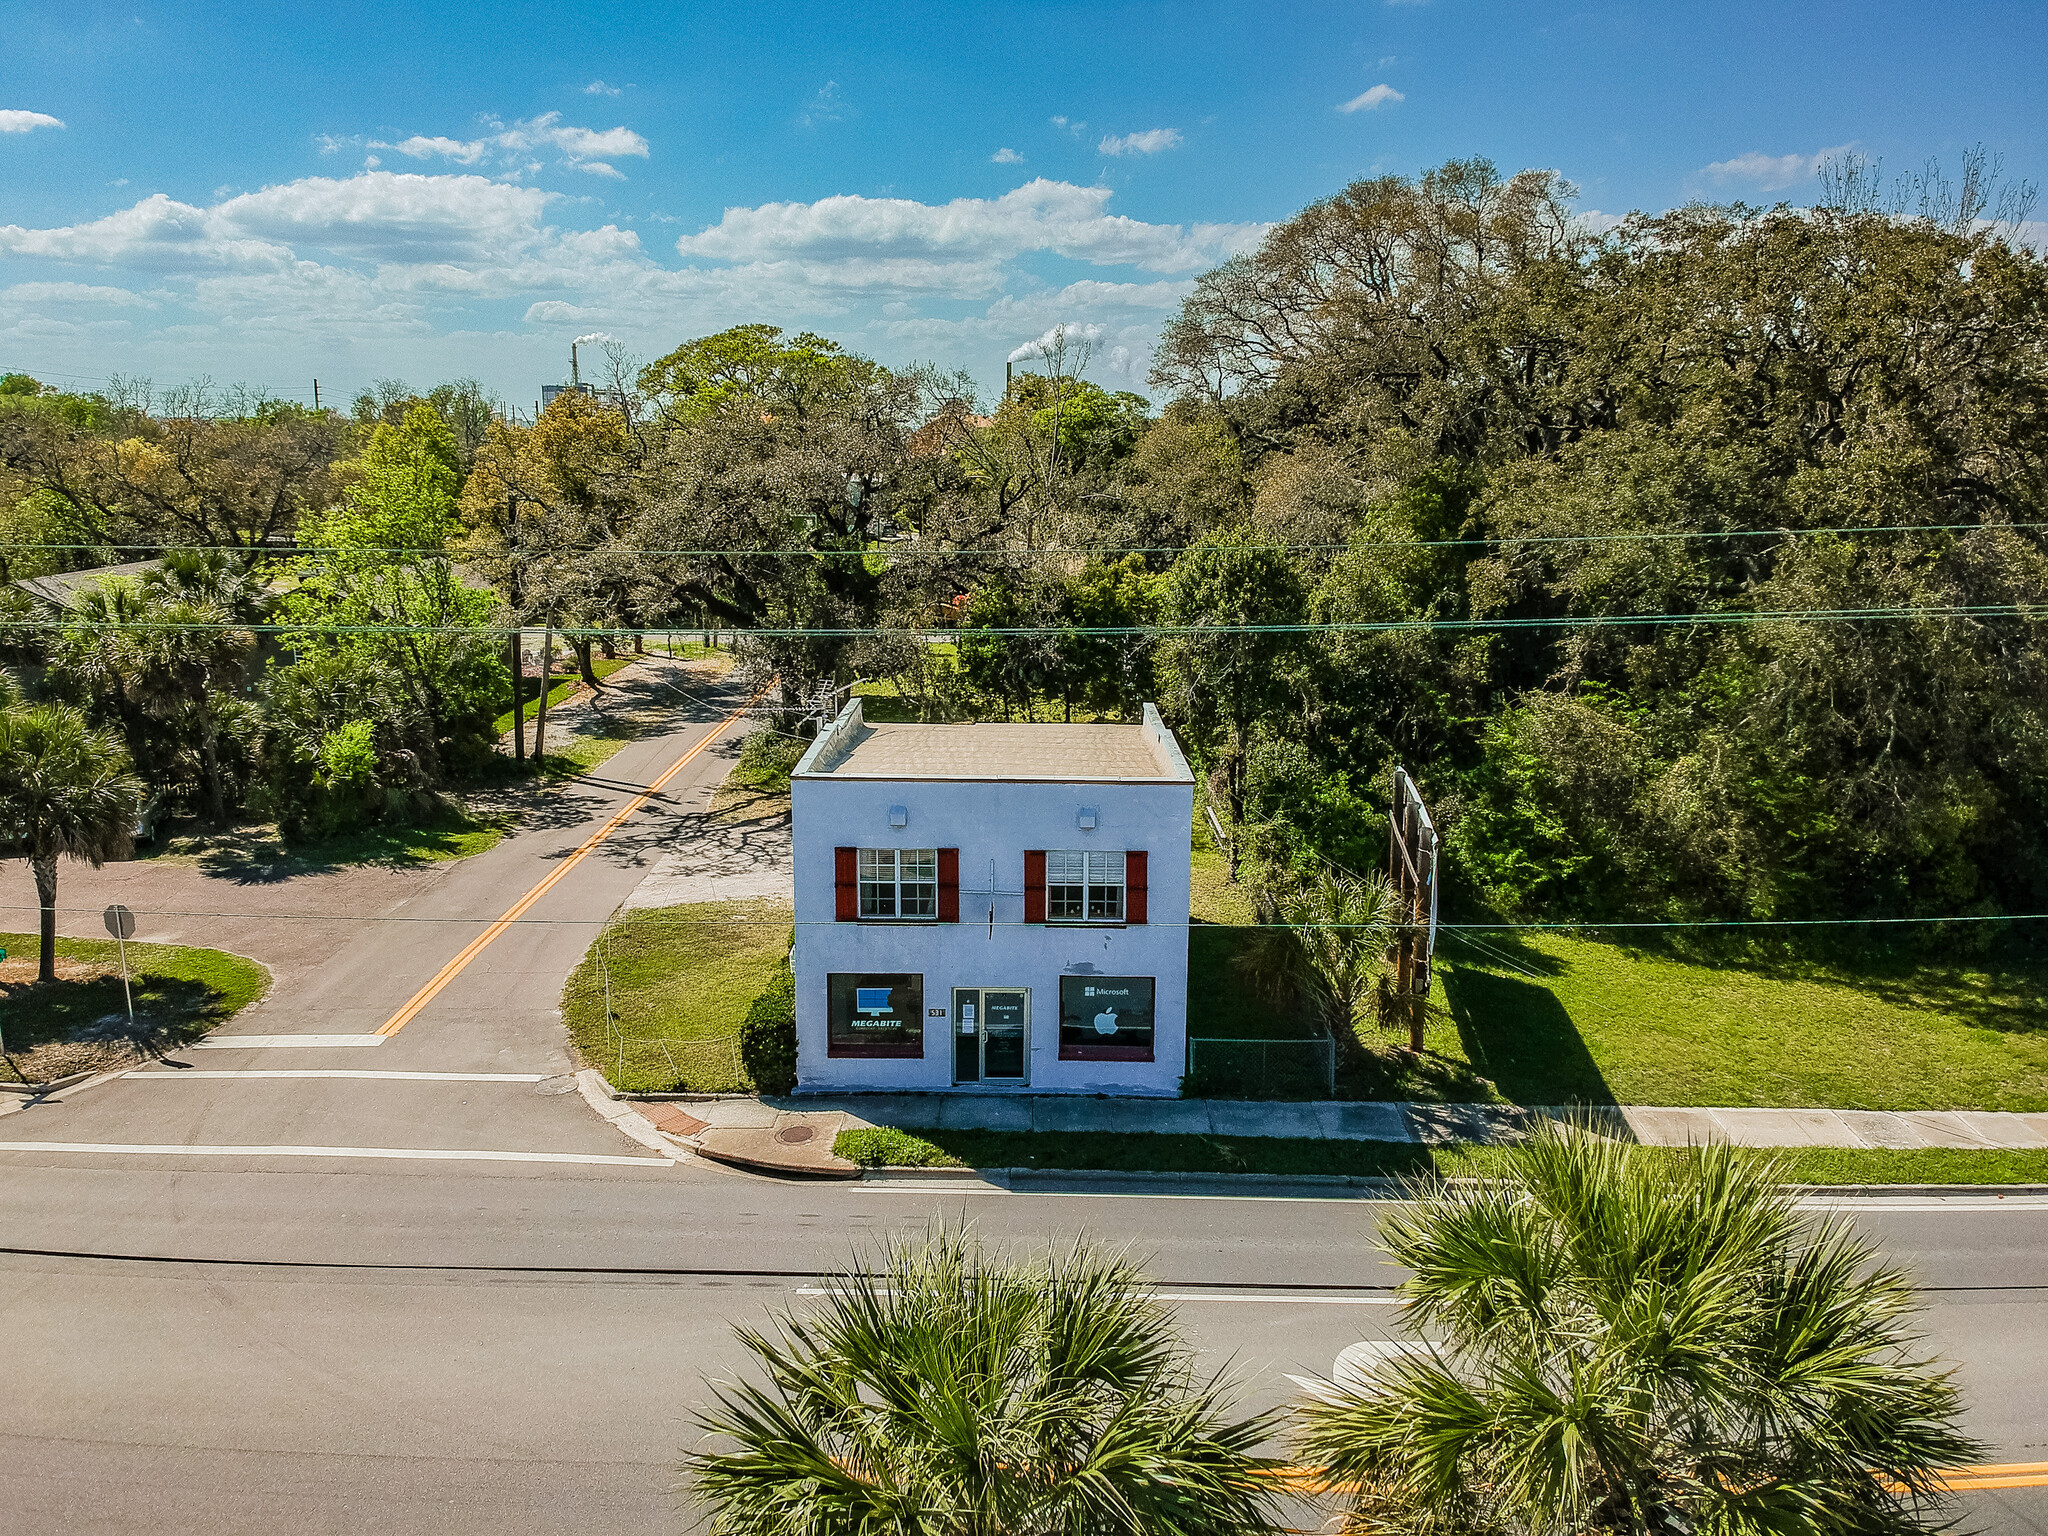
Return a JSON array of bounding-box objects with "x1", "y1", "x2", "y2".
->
[{"x1": 1093, "y1": 1007, "x2": 1118, "y2": 1035}]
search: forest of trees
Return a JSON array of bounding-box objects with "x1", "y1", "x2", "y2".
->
[{"x1": 3, "y1": 154, "x2": 2045, "y2": 926}]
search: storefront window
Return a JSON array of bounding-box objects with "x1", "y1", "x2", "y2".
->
[
  {"x1": 1058, "y1": 975, "x2": 1154, "y2": 1061},
  {"x1": 827, "y1": 973, "x2": 924, "y2": 1057}
]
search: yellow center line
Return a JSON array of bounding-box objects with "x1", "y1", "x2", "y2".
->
[{"x1": 374, "y1": 689, "x2": 764, "y2": 1038}]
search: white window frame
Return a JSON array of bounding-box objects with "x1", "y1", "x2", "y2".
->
[
  {"x1": 858, "y1": 847, "x2": 938, "y2": 920},
  {"x1": 1045, "y1": 850, "x2": 1125, "y2": 923}
]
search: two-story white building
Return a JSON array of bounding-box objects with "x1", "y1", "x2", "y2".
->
[{"x1": 788, "y1": 700, "x2": 1195, "y2": 1095}]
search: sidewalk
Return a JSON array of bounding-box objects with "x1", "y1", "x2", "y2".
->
[{"x1": 680, "y1": 1094, "x2": 2048, "y2": 1151}]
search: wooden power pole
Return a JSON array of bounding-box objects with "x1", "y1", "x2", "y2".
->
[{"x1": 1387, "y1": 766, "x2": 1440, "y2": 1053}]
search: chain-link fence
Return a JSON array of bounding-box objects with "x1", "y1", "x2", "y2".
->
[
  {"x1": 590, "y1": 908, "x2": 746, "y2": 1093},
  {"x1": 1184, "y1": 1035, "x2": 1337, "y2": 1100}
]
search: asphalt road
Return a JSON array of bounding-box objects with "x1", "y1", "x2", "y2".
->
[{"x1": 1, "y1": 673, "x2": 2043, "y2": 1534}]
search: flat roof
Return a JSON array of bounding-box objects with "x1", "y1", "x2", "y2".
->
[
  {"x1": 800, "y1": 714, "x2": 1192, "y2": 784},
  {"x1": 14, "y1": 559, "x2": 162, "y2": 609}
]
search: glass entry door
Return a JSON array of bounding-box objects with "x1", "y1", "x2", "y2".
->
[{"x1": 953, "y1": 987, "x2": 1030, "y2": 1085}]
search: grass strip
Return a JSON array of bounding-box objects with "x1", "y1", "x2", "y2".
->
[
  {"x1": 0, "y1": 933, "x2": 270, "y2": 1075},
  {"x1": 493, "y1": 656, "x2": 634, "y2": 736},
  {"x1": 150, "y1": 807, "x2": 510, "y2": 873},
  {"x1": 561, "y1": 899, "x2": 792, "y2": 1093},
  {"x1": 831, "y1": 1126, "x2": 2048, "y2": 1186}
]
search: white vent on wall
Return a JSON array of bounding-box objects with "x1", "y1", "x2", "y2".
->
[
  {"x1": 1077, "y1": 806, "x2": 1098, "y2": 830},
  {"x1": 888, "y1": 805, "x2": 909, "y2": 829}
]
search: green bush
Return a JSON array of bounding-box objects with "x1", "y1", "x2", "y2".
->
[
  {"x1": 739, "y1": 965, "x2": 797, "y2": 1093},
  {"x1": 734, "y1": 728, "x2": 807, "y2": 792},
  {"x1": 835, "y1": 1127, "x2": 965, "y2": 1168}
]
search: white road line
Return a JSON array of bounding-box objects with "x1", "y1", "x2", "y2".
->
[
  {"x1": 0, "y1": 1141, "x2": 670, "y2": 1167},
  {"x1": 121, "y1": 1070, "x2": 551, "y2": 1083},
  {"x1": 1150, "y1": 1292, "x2": 1402, "y2": 1305},
  {"x1": 192, "y1": 1035, "x2": 387, "y2": 1049}
]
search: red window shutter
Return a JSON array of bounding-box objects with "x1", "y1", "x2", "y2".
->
[
  {"x1": 938, "y1": 848, "x2": 960, "y2": 922},
  {"x1": 835, "y1": 847, "x2": 858, "y2": 921},
  {"x1": 1023, "y1": 850, "x2": 1046, "y2": 925},
  {"x1": 1126, "y1": 850, "x2": 1148, "y2": 924}
]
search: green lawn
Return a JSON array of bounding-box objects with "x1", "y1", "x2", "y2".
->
[
  {"x1": 493, "y1": 655, "x2": 635, "y2": 736},
  {"x1": 1185, "y1": 789, "x2": 2048, "y2": 1112},
  {"x1": 561, "y1": 899, "x2": 791, "y2": 1092},
  {"x1": 831, "y1": 1126, "x2": 2048, "y2": 1186},
  {"x1": 0, "y1": 933, "x2": 270, "y2": 1080},
  {"x1": 1438, "y1": 933, "x2": 2048, "y2": 1112},
  {"x1": 1188, "y1": 817, "x2": 1496, "y2": 1103},
  {"x1": 151, "y1": 806, "x2": 511, "y2": 875}
]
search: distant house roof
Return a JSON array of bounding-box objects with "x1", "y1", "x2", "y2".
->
[
  {"x1": 13, "y1": 559, "x2": 162, "y2": 611},
  {"x1": 796, "y1": 700, "x2": 1194, "y2": 785}
]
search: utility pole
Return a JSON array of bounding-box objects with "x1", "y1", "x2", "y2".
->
[
  {"x1": 312, "y1": 378, "x2": 321, "y2": 411},
  {"x1": 505, "y1": 495, "x2": 525, "y2": 766}
]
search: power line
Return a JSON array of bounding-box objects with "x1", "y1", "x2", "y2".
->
[
  {"x1": 0, "y1": 607, "x2": 2038, "y2": 639},
  {"x1": 5, "y1": 905, "x2": 2044, "y2": 930},
  {"x1": 4, "y1": 519, "x2": 2046, "y2": 559}
]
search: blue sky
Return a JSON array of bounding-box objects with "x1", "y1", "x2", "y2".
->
[{"x1": 4, "y1": 1, "x2": 2044, "y2": 411}]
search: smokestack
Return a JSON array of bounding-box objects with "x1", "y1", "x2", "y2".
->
[{"x1": 571, "y1": 341, "x2": 580, "y2": 388}]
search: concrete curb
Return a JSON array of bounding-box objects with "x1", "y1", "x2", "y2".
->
[
  {"x1": 575, "y1": 1069, "x2": 688, "y2": 1162},
  {"x1": 857, "y1": 1166, "x2": 2048, "y2": 1197},
  {"x1": 0, "y1": 1069, "x2": 99, "y2": 1097},
  {"x1": 1788, "y1": 1183, "x2": 2048, "y2": 1197}
]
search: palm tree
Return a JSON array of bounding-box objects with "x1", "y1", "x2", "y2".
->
[
  {"x1": 1239, "y1": 864, "x2": 1404, "y2": 1055},
  {"x1": 122, "y1": 595, "x2": 255, "y2": 824},
  {"x1": 690, "y1": 1227, "x2": 1282, "y2": 1536},
  {"x1": 0, "y1": 702, "x2": 144, "y2": 982},
  {"x1": 1296, "y1": 1126, "x2": 1980, "y2": 1536}
]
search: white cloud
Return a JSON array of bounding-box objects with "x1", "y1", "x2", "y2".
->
[
  {"x1": 1, "y1": 281, "x2": 155, "y2": 307},
  {"x1": 675, "y1": 178, "x2": 1259, "y2": 274},
  {"x1": 1573, "y1": 209, "x2": 1626, "y2": 237},
  {"x1": 0, "y1": 110, "x2": 65, "y2": 134},
  {"x1": 1337, "y1": 84, "x2": 1403, "y2": 113},
  {"x1": 395, "y1": 134, "x2": 485, "y2": 164},
  {"x1": 0, "y1": 173, "x2": 555, "y2": 271},
  {"x1": 584, "y1": 80, "x2": 623, "y2": 96},
  {"x1": 0, "y1": 162, "x2": 1256, "y2": 404},
  {"x1": 799, "y1": 82, "x2": 846, "y2": 128},
  {"x1": 991, "y1": 147, "x2": 1025, "y2": 165},
  {"x1": 1701, "y1": 144, "x2": 1852, "y2": 193},
  {"x1": 1098, "y1": 128, "x2": 1182, "y2": 157},
  {"x1": 379, "y1": 112, "x2": 650, "y2": 177}
]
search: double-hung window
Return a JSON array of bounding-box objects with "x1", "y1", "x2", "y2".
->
[
  {"x1": 1046, "y1": 850, "x2": 1125, "y2": 922},
  {"x1": 858, "y1": 848, "x2": 937, "y2": 919}
]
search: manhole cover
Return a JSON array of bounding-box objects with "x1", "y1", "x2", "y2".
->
[{"x1": 774, "y1": 1124, "x2": 818, "y2": 1145}]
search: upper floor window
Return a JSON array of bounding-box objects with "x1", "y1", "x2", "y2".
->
[
  {"x1": 859, "y1": 847, "x2": 937, "y2": 919},
  {"x1": 1047, "y1": 850, "x2": 1124, "y2": 922}
]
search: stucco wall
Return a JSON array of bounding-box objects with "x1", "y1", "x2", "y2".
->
[{"x1": 790, "y1": 773, "x2": 1194, "y2": 1095}]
